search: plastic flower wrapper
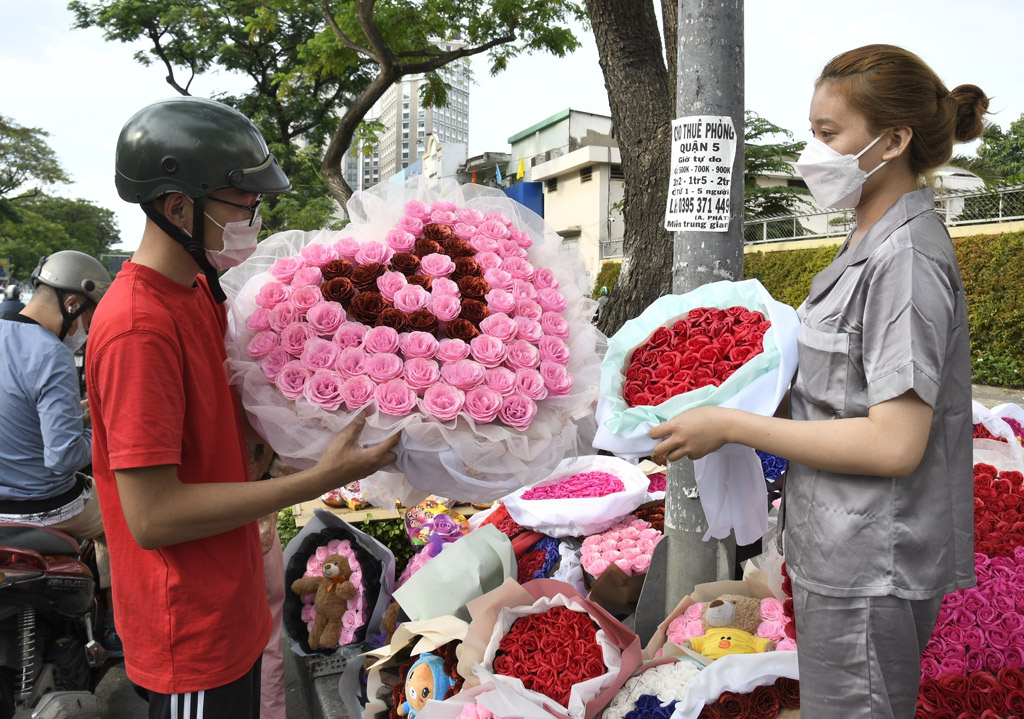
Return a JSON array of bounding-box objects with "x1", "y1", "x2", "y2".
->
[
  {"x1": 416, "y1": 680, "x2": 564, "y2": 719},
  {"x1": 973, "y1": 400, "x2": 1024, "y2": 466},
  {"x1": 283, "y1": 509, "x2": 396, "y2": 657},
  {"x1": 221, "y1": 177, "x2": 604, "y2": 503},
  {"x1": 992, "y1": 401, "x2": 1024, "y2": 446},
  {"x1": 502, "y1": 456, "x2": 650, "y2": 538},
  {"x1": 602, "y1": 657, "x2": 704, "y2": 719},
  {"x1": 580, "y1": 517, "x2": 663, "y2": 616},
  {"x1": 593, "y1": 279, "x2": 799, "y2": 546},
  {"x1": 457, "y1": 578, "x2": 642, "y2": 719}
]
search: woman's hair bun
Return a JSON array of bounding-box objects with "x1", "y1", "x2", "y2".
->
[{"x1": 949, "y1": 84, "x2": 990, "y2": 143}]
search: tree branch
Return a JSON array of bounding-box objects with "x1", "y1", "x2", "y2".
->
[
  {"x1": 321, "y1": 0, "x2": 379, "y2": 62},
  {"x1": 396, "y1": 32, "x2": 516, "y2": 76},
  {"x1": 146, "y1": 26, "x2": 191, "y2": 96}
]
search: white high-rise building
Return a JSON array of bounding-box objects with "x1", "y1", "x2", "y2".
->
[{"x1": 376, "y1": 45, "x2": 470, "y2": 179}]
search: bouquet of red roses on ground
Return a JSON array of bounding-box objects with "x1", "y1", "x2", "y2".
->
[
  {"x1": 593, "y1": 279, "x2": 798, "y2": 545},
  {"x1": 222, "y1": 178, "x2": 602, "y2": 503}
]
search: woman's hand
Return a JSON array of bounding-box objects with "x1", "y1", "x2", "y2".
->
[{"x1": 650, "y1": 406, "x2": 734, "y2": 462}]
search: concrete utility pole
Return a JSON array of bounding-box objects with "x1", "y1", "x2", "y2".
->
[{"x1": 665, "y1": 0, "x2": 745, "y2": 609}]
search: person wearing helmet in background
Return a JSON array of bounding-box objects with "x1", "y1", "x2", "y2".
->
[
  {"x1": 0, "y1": 284, "x2": 25, "y2": 315},
  {"x1": 87, "y1": 96, "x2": 398, "y2": 719},
  {"x1": 0, "y1": 251, "x2": 112, "y2": 595},
  {"x1": 594, "y1": 285, "x2": 610, "y2": 324}
]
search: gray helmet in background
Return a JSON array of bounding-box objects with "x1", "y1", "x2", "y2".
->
[
  {"x1": 114, "y1": 96, "x2": 291, "y2": 303},
  {"x1": 30, "y1": 251, "x2": 113, "y2": 339}
]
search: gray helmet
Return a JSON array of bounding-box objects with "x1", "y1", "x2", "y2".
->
[
  {"x1": 31, "y1": 251, "x2": 111, "y2": 305},
  {"x1": 114, "y1": 96, "x2": 291, "y2": 203}
]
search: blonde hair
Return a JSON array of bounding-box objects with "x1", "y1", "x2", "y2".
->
[{"x1": 817, "y1": 44, "x2": 989, "y2": 175}]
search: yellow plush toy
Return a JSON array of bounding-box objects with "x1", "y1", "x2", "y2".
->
[{"x1": 682, "y1": 595, "x2": 775, "y2": 661}]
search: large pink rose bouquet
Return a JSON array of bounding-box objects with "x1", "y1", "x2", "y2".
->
[{"x1": 223, "y1": 178, "x2": 601, "y2": 502}]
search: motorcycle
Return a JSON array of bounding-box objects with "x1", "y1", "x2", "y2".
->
[{"x1": 0, "y1": 522, "x2": 112, "y2": 719}]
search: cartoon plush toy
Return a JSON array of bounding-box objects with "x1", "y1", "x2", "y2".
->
[
  {"x1": 290, "y1": 553, "x2": 357, "y2": 650},
  {"x1": 396, "y1": 653, "x2": 456, "y2": 719},
  {"x1": 682, "y1": 595, "x2": 775, "y2": 661}
]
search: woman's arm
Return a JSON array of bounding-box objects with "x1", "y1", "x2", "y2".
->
[{"x1": 650, "y1": 390, "x2": 933, "y2": 478}]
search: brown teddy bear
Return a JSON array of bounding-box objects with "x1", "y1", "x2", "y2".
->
[
  {"x1": 681, "y1": 594, "x2": 775, "y2": 661},
  {"x1": 291, "y1": 553, "x2": 358, "y2": 650}
]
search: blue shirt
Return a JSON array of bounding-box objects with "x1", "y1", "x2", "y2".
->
[{"x1": 0, "y1": 314, "x2": 91, "y2": 500}]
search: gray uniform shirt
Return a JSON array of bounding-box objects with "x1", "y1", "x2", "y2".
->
[{"x1": 783, "y1": 187, "x2": 975, "y2": 600}]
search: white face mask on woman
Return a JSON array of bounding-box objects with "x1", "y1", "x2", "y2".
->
[
  {"x1": 794, "y1": 135, "x2": 888, "y2": 209},
  {"x1": 183, "y1": 198, "x2": 262, "y2": 270}
]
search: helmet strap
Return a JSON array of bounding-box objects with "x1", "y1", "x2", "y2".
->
[
  {"x1": 55, "y1": 290, "x2": 90, "y2": 341},
  {"x1": 141, "y1": 198, "x2": 228, "y2": 304}
]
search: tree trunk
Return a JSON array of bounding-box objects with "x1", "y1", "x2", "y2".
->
[{"x1": 586, "y1": 0, "x2": 674, "y2": 336}]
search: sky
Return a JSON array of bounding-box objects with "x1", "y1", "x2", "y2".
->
[{"x1": 2, "y1": 0, "x2": 1022, "y2": 254}]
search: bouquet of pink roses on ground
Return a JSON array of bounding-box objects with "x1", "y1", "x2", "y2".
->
[{"x1": 222, "y1": 178, "x2": 602, "y2": 503}]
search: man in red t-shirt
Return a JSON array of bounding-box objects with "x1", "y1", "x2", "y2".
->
[{"x1": 88, "y1": 97, "x2": 398, "y2": 718}]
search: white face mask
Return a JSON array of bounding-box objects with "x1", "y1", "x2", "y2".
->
[
  {"x1": 183, "y1": 198, "x2": 262, "y2": 270},
  {"x1": 62, "y1": 314, "x2": 87, "y2": 353},
  {"x1": 794, "y1": 135, "x2": 888, "y2": 209}
]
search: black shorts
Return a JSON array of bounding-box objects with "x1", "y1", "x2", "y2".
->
[{"x1": 133, "y1": 657, "x2": 262, "y2": 719}]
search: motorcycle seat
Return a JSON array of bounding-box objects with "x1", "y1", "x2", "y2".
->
[{"x1": 0, "y1": 523, "x2": 81, "y2": 557}]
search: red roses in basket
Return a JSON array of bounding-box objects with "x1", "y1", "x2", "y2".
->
[
  {"x1": 622, "y1": 306, "x2": 770, "y2": 408},
  {"x1": 492, "y1": 606, "x2": 606, "y2": 706}
]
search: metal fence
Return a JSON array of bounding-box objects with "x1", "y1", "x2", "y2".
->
[{"x1": 743, "y1": 183, "x2": 1024, "y2": 245}]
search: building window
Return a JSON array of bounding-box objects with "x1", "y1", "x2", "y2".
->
[
  {"x1": 580, "y1": 166, "x2": 593, "y2": 183},
  {"x1": 610, "y1": 164, "x2": 625, "y2": 181},
  {"x1": 546, "y1": 178, "x2": 558, "y2": 193},
  {"x1": 561, "y1": 238, "x2": 578, "y2": 252}
]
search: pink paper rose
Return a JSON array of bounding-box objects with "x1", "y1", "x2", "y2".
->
[
  {"x1": 261, "y1": 347, "x2": 291, "y2": 382},
  {"x1": 422, "y1": 383, "x2": 465, "y2": 422},
  {"x1": 436, "y1": 339, "x2": 470, "y2": 363},
  {"x1": 355, "y1": 241, "x2": 394, "y2": 266},
  {"x1": 332, "y1": 322, "x2": 369, "y2": 350},
  {"x1": 245, "y1": 307, "x2": 272, "y2": 332},
  {"x1": 291, "y1": 266, "x2": 324, "y2": 288},
  {"x1": 430, "y1": 209, "x2": 458, "y2": 225},
  {"x1": 280, "y1": 322, "x2": 316, "y2": 356},
  {"x1": 394, "y1": 285, "x2": 431, "y2": 314},
  {"x1": 538, "y1": 288, "x2": 568, "y2": 313},
  {"x1": 631, "y1": 554, "x2": 652, "y2": 574},
  {"x1": 300, "y1": 243, "x2": 339, "y2": 267},
  {"x1": 515, "y1": 317, "x2": 544, "y2": 344},
  {"x1": 385, "y1": 229, "x2": 417, "y2": 253},
  {"x1": 300, "y1": 338, "x2": 341, "y2": 372},
  {"x1": 511, "y1": 279, "x2": 538, "y2": 303},
  {"x1": 540, "y1": 311, "x2": 571, "y2": 339},
  {"x1": 363, "y1": 325, "x2": 400, "y2": 354},
  {"x1": 534, "y1": 268, "x2": 559, "y2": 290},
  {"x1": 247, "y1": 331, "x2": 280, "y2": 359},
  {"x1": 478, "y1": 313, "x2": 517, "y2": 342},
  {"x1": 498, "y1": 239, "x2": 527, "y2": 260},
  {"x1": 430, "y1": 294, "x2": 462, "y2": 323},
  {"x1": 335, "y1": 347, "x2": 368, "y2": 378},
  {"x1": 400, "y1": 331, "x2": 439, "y2": 360},
  {"x1": 501, "y1": 256, "x2": 535, "y2": 281},
  {"x1": 374, "y1": 379, "x2": 417, "y2": 416},
  {"x1": 342, "y1": 375, "x2": 376, "y2": 409},
  {"x1": 269, "y1": 257, "x2": 306, "y2": 284},
  {"x1": 469, "y1": 334, "x2": 507, "y2": 368},
  {"x1": 304, "y1": 370, "x2": 345, "y2": 411},
  {"x1": 474, "y1": 252, "x2": 502, "y2": 271},
  {"x1": 440, "y1": 359, "x2": 486, "y2": 390},
  {"x1": 514, "y1": 368, "x2": 548, "y2": 401},
  {"x1": 403, "y1": 358, "x2": 441, "y2": 393},
  {"x1": 275, "y1": 361, "x2": 311, "y2": 400},
  {"x1": 453, "y1": 222, "x2": 476, "y2": 242},
  {"x1": 404, "y1": 200, "x2": 432, "y2": 219},
  {"x1": 259, "y1": 282, "x2": 293, "y2": 311},
  {"x1": 420, "y1": 253, "x2": 456, "y2": 278},
  {"x1": 515, "y1": 300, "x2": 543, "y2": 322},
  {"x1": 307, "y1": 302, "x2": 347, "y2": 336},
  {"x1": 482, "y1": 268, "x2": 512, "y2": 291},
  {"x1": 457, "y1": 207, "x2": 485, "y2": 226},
  {"x1": 510, "y1": 227, "x2": 533, "y2": 249},
  {"x1": 333, "y1": 236, "x2": 361, "y2": 260},
  {"x1": 484, "y1": 367, "x2": 517, "y2": 396},
  {"x1": 485, "y1": 289, "x2": 516, "y2": 315},
  {"x1": 476, "y1": 219, "x2": 511, "y2": 241},
  {"x1": 505, "y1": 340, "x2": 541, "y2": 371},
  {"x1": 397, "y1": 215, "x2": 424, "y2": 236},
  {"x1": 431, "y1": 277, "x2": 460, "y2": 296},
  {"x1": 538, "y1": 336, "x2": 571, "y2": 366},
  {"x1": 376, "y1": 271, "x2": 408, "y2": 301},
  {"x1": 469, "y1": 235, "x2": 499, "y2": 254},
  {"x1": 499, "y1": 392, "x2": 537, "y2": 431},
  {"x1": 291, "y1": 284, "x2": 325, "y2": 314},
  {"x1": 365, "y1": 352, "x2": 404, "y2": 383}
]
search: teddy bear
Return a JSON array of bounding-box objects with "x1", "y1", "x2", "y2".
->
[
  {"x1": 681, "y1": 594, "x2": 775, "y2": 661},
  {"x1": 290, "y1": 553, "x2": 358, "y2": 650},
  {"x1": 395, "y1": 653, "x2": 456, "y2": 719}
]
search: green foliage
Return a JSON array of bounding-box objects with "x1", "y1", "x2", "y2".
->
[
  {"x1": 976, "y1": 115, "x2": 1024, "y2": 181},
  {"x1": 0, "y1": 115, "x2": 70, "y2": 200},
  {"x1": 358, "y1": 518, "x2": 416, "y2": 576},
  {"x1": 743, "y1": 110, "x2": 809, "y2": 220},
  {"x1": 277, "y1": 506, "x2": 300, "y2": 549},
  {"x1": 742, "y1": 231, "x2": 1024, "y2": 389},
  {"x1": 591, "y1": 261, "x2": 621, "y2": 298}
]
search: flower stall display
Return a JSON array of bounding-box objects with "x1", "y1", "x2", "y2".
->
[
  {"x1": 503, "y1": 456, "x2": 650, "y2": 538},
  {"x1": 602, "y1": 658, "x2": 703, "y2": 719},
  {"x1": 283, "y1": 509, "x2": 397, "y2": 657},
  {"x1": 665, "y1": 597, "x2": 796, "y2": 655},
  {"x1": 593, "y1": 279, "x2": 799, "y2": 546},
  {"x1": 973, "y1": 401, "x2": 1024, "y2": 464},
  {"x1": 458, "y1": 578, "x2": 642, "y2": 719},
  {"x1": 992, "y1": 402, "x2": 1024, "y2": 447},
  {"x1": 579, "y1": 517, "x2": 663, "y2": 616},
  {"x1": 916, "y1": 667, "x2": 1024, "y2": 719},
  {"x1": 220, "y1": 178, "x2": 602, "y2": 503},
  {"x1": 696, "y1": 676, "x2": 800, "y2": 719},
  {"x1": 516, "y1": 537, "x2": 561, "y2": 583}
]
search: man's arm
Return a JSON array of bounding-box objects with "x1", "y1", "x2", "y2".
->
[
  {"x1": 36, "y1": 353, "x2": 91, "y2": 476},
  {"x1": 115, "y1": 419, "x2": 397, "y2": 549},
  {"x1": 651, "y1": 390, "x2": 933, "y2": 479}
]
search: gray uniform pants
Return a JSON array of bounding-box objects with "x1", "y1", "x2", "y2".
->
[{"x1": 793, "y1": 587, "x2": 943, "y2": 719}]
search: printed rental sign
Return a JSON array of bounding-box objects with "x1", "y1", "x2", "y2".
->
[{"x1": 664, "y1": 115, "x2": 737, "y2": 232}]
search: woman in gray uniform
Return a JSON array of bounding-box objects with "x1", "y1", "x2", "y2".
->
[{"x1": 650, "y1": 44, "x2": 988, "y2": 718}]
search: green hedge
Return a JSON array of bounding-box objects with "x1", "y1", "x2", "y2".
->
[{"x1": 598, "y1": 233, "x2": 1024, "y2": 388}]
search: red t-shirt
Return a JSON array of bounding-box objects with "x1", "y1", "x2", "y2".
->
[{"x1": 87, "y1": 261, "x2": 271, "y2": 694}]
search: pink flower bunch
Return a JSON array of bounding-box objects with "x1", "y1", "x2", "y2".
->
[
  {"x1": 646, "y1": 472, "x2": 667, "y2": 493},
  {"x1": 920, "y1": 547, "x2": 1024, "y2": 680},
  {"x1": 664, "y1": 597, "x2": 797, "y2": 651},
  {"x1": 457, "y1": 702, "x2": 507, "y2": 719},
  {"x1": 299, "y1": 539, "x2": 366, "y2": 646},
  {"x1": 245, "y1": 200, "x2": 575, "y2": 432},
  {"x1": 580, "y1": 517, "x2": 662, "y2": 577},
  {"x1": 520, "y1": 471, "x2": 625, "y2": 501}
]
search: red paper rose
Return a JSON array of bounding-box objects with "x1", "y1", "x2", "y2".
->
[
  {"x1": 414, "y1": 238, "x2": 444, "y2": 257},
  {"x1": 321, "y1": 259, "x2": 354, "y2": 280},
  {"x1": 445, "y1": 318, "x2": 480, "y2": 342},
  {"x1": 459, "y1": 299, "x2": 491, "y2": 325},
  {"x1": 422, "y1": 223, "x2": 455, "y2": 245},
  {"x1": 775, "y1": 677, "x2": 800, "y2": 710},
  {"x1": 390, "y1": 252, "x2": 421, "y2": 275},
  {"x1": 457, "y1": 276, "x2": 491, "y2": 301},
  {"x1": 321, "y1": 277, "x2": 356, "y2": 304},
  {"x1": 406, "y1": 274, "x2": 434, "y2": 291},
  {"x1": 407, "y1": 309, "x2": 440, "y2": 334},
  {"x1": 348, "y1": 291, "x2": 392, "y2": 324},
  {"x1": 351, "y1": 262, "x2": 386, "y2": 291},
  {"x1": 377, "y1": 307, "x2": 411, "y2": 331}
]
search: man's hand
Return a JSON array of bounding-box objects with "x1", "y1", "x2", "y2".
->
[
  {"x1": 313, "y1": 418, "x2": 399, "y2": 492},
  {"x1": 649, "y1": 406, "x2": 732, "y2": 462},
  {"x1": 81, "y1": 399, "x2": 91, "y2": 429}
]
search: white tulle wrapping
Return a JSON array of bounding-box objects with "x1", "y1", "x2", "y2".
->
[{"x1": 221, "y1": 177, "x2": 605, "y2": 502}]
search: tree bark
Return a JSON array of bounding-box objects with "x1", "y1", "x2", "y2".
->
[{"x1": 585, "y1": 0, "x2": 674, "y2": 335}]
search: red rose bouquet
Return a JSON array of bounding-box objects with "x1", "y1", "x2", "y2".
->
[
  {"x1": 222, "y1": 178, "x2": 603, "y2": 503},
  {"x1": 594, "y1": 279, "x2": 799, "y2": 546}
]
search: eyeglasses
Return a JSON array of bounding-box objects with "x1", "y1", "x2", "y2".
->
[{"x1": 207, "y1": 195, "x2": 263, "y2": 226}]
